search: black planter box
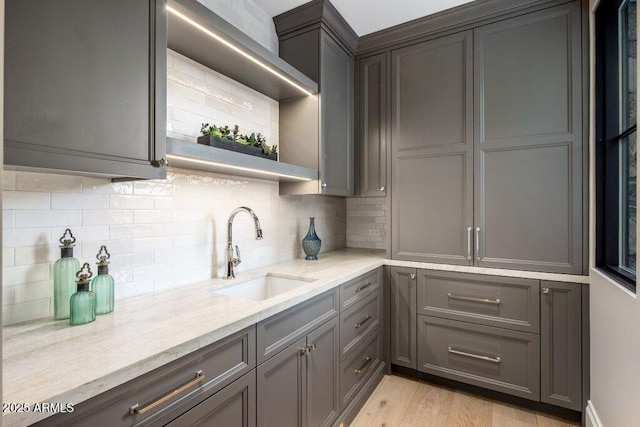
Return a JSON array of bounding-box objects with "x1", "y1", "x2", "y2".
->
[{"x1": 197, "y1": 135, "x2": 277, "y2": 161}]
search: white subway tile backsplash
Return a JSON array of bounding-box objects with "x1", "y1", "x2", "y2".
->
[
  {"x1": 83, "y1": 210, "x2": 134, "y2": 226},
  {"x1": 16, "y1": 172, "x2": 83, "y2": 193},
  {"x1": 110, "y1": 195, "x2": 155, "y2": 210},
  {"x1": 3, "y1": 210, "x2": 15, "y2": 229},
  {"x1": 3, "y1": 280, "x2": 53, "y2": 306},
  {"x1": 4, "y1": 191, "x2": 50, "y2": 210},
  {"x1": 51, "y1": 193, "x2": 109, "y2": 210},
  {"x1": 2, "y1": 299, "x2": 52, "y2": 325},
  {"x1": 3, "y1": 264, "x2": 50, "y2": 287},
  {"x1": 109, "y1": 224, "x2": 156, "y2": 240},
  {"x1": 3, "y1": 228, "x2": 51, "y2": 248},
  {"x1": 14, "y1": 246, "x2": 52, "y2": 266},
  {"x1": 15, "y1": 210, "x2": 83, "y2": 228},
  {"x1": 3, "y1": 248, "x2": 15, "y2": 268},
  {"x1": 133, "y1": 236, "x2": 174, "y2": 253}
]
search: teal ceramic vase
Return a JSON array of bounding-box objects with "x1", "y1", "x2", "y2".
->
[{"x1": 302, "y1": 217, "x2": 321, "y2": 260}]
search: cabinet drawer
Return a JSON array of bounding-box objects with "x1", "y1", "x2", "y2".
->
[
  {"x1": 340, "y1": 268, "x2": 381, "y2": 311},
  {"x1": 340, "y1": 330, "x2": 382, "y2": 410},
  {"x1": 417, "y1": 270, "x2": 540, "y2": 333},
  {"x1": 257, "y1": 289, "x2": 338, "y2": 364},
  {"x1": 35, "y1": 326, "x2": 256, "y2": 427},
  {"x1": 340, "y1": 290, "x2": 382, "y2": 360},
  {"x1": 417, "y1": 315, "x2": 540, "y2": 401}
]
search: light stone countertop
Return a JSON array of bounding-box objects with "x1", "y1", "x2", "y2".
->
[{"x1": 2, "y1": 249, "x2": 589, "y2": 426}]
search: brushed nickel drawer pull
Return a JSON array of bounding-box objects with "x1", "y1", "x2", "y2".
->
[
  {"x1": 355, "y1": 282, "x2": 372, "y2": 293},
  {"x1": 354, "y1": 314, "x2": 372, "y2": 329},
  {"x1": 467, "y1": 227, "x2": 472, "y2": 261},
  {"x1": 130, "y1": 370, "x2": 205, "y2": 415},
  {"x1": 475, "y1": 227, "x2": 481, "y2": 261},
  {"x1": 447, "y1": 293, "x2": 501, "y2": 305},
  {"x1": 355, "y1": 356, "x2": 372, "y2": 375},
  {"x1": 448, "y1": 347, "x2": 501, "y2": 364}
]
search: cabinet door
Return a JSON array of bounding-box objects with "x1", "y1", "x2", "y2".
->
[
  {"x1": 165, "y1": 371, "x2": 256, "y2": 427},
  {"x1": 307, "y1": 317, "x2": 340, "y2": 427},
  {"x1": 5, "y1": 0, "x2": 166, "y2": 179},
  {"x1": 320, "y1": 32, "x2": 354, "y2": 196},
  {"x1": 391, "y1": 31, "x2": 474, "y2": 264},
  {"x1": 540, "y1": 281, "x2": 582, "y2": 411},
  {"x1": 473, "y1": 2, "x2": 583, "y2": 273},
  {"x1": 389, "y1": 267, "x2": 417, "y2": 369},
  {"x1": 257, "y1": 338, "x2": 306, "y2": 427},
  {"x1": 358, "y1": 53, "x2": 388, "y2": 197}
]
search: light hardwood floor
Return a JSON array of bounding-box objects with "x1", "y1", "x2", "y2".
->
[{"x1": 350, "y1": 375, "x2": 581, "y2": 427}]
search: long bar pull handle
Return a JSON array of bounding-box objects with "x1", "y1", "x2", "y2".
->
[
  {"x1": 354, "y1": 314, "x2": 372, "y2": 329},
  {"x1": 467, "y1": 227, "x2": 472, "y2": 261},
  {"x1": 448, "y1": 347, "x2": 501, "y2": 364},
  {"x1": 355, "y1": 282, "x2": 372, "y2": 293},
  {"x1": 354, "y1": 356, "x2": 372, "y2": 375},
  {"x1": 130, "y1": 370, "x2": 205, "y2": 415},
  {"x1": 447, "y1": 293, "x2": 501, "y2": 305},
  {"x1": 475, "y1": 227, "x2": 481, "y2": 261}
]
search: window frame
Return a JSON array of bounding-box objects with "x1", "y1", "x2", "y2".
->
[{"x1": 595, "y1": 0, "x2": 637, "y2": 291}]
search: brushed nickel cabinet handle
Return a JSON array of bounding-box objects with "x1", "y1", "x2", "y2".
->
[
  {"x1": 151, "y1": 158, "x2": 168, "y2": 168},
  {"x1": 409, "y1": 273, "x2": 416, "y2": 280},
  {"x1": 448, "y1": 346, "x2": 501, "y2": 363},
  {"x1": 542, "y1": 288, "x2": 550, "y2": 294},
  {"x1": 380, "y1": 186, "x2": 385, "y2": 192},
  {"x1": 354, "y1": 314, "x2": 372, "y2": 329},
  {"x1": 130, "y1": 370, "x2": 205, "y2": 415},
  {"x1": 467, "y1": 227, "x2": 472, "y2": 261},
  {"x1": 475, "y1": 227, "x2": 481, "y2": 261},
  {"x1": 447, "y1": 293, "x2": 501, "y2": 305},
  {"x1": 355, "y1": 282, "x2": 372, "y2": 293},
  {"x1": 321, "y1": 183, "x2": 327, "y2": 188},
  {"x1": 354, "y1": 356, "x2": 372, "y2": 374}
]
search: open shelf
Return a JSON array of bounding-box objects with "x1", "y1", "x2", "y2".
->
[
  {"x1": 167, "y1": 0, "x2": 318, "y2": 101},
  {"x1": 166, "y1": 138, "x2": 318, "y2": 182}
]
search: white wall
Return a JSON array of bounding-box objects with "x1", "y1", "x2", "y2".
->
[{"x1": 588, "y1": 1, "x2": 640, "y2": 426}]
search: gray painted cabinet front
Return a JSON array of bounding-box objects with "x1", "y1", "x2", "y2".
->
[
  {"x1": 4, "y1": 0, "x2": 167, "y2": 179},
  {"x1": 391, "y1": 31, "x2": 474, "y2": 265},
  {"x1": 358, "y1": 53, "x2": 388, "y2": 197},
  {"x1": 165, "y1": 371, "x2": 256, "y2": 427},
  {"x1": 540, "y1": 280, "x2": 582, "y2": 411},
  {"x1": 389, "y1": 1, "x2": 585, "y2": 274},
  {"x1": 256, "y1": 316, "x2": 339, "y2": 427},
  {"x1": 389, "y1": 266, "x2": 417, "y2": 369},
  {"x1": 473, "y1": 2, "x2": 583, "y2": 274}
]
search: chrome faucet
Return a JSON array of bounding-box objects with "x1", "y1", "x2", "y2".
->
[{"x1": 225, "y1": 207, "x2": 263, "y2": 279}]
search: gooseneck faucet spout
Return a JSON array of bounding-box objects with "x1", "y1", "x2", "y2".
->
[{"x1": 225, "y1": 207, "x2": 263, "y2": 279}]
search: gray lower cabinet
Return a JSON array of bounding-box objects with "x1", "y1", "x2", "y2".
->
[
  {"x1": 357, "y1": 53, "x2": 388, "y2": 197},
  {"x1": 256, "y1": 316, "x2": 340, "y2": 427},
  {"x1": 165, "y1": 371, "x2": 256, "y2": 427},
  {"x1": 417, "y1": 315, "x2": 540, "y2": 401},
  {"x1": 541, "y1": 281, "x2": 582, "y2": 411},
  {"x1": 389, "y1": 1, "x2": 585, "y2": 274},
  {"x1": 389, "y1": 266, "x2": 417, "y2": 369},
  {"x1": 34, "y1": 326, "x2": 256, "y2": 426},
  {"x1": 5, "y1": 0, "x2": 167, "y2": 179}
]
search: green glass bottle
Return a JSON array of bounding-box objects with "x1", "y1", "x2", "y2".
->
[
  {"x1": 53, "y1": 229, "x2": 80, "y2": 320},
  {"x1": 70, "y1": 263, "x2": 96, "y2": 326},
  {"x1": 92, "y1": 245, "x2": 114, "y2": 315}
]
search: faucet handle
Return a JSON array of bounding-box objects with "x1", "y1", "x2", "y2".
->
[{"x1": 233, "y1": 245, "x2": 242, "y2": 266}]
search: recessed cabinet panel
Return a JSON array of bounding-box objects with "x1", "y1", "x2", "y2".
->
[
  {"x1": 393, "y1": 152, "x2": 471, "y2": 263},
  {"x1": 393, "y1": 32, "x2": 471, "y2": 151},
  {"x1": 479, "y1": 144, "x2": 573, "y2": 268},
  {"x1": 478, "y1": 11, "x2": 572, "y2": 141},
  {"x1": 389, "y1": 267, "x2": 417, "y2": 369}
]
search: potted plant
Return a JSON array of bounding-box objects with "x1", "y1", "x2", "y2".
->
[{"x1": 198, "y1": 123, "x2": 278, "y2": 161}]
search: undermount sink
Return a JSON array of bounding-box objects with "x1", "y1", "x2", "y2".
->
[{"x1": 213, "y1": 274, "x2": 317, "y2": 301}]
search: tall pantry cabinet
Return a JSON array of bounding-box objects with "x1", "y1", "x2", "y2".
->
[{"x1": 388, "y1": 1, "x2": 585, "y2": 274}]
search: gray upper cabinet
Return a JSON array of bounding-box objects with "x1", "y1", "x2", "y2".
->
[
  {"x1": 540, "y1": 281, "x2": 582, "y2": 411},
  {"x1": 357, "y1": 53, "x2": 388, "y2": 197},
  {"x1": 473, "y1": 2, "x2": 583, "y2": 274},
  {"x1": 390, "y1": 1, "x2": 584, "y2": 274},
  {"x1": 4, "y1": 0, "x2": 167, "y2": 179},
  {"x1": 391, "y1": 31, "x2": 474, "y2": 265},
  {"x1": 275, "y1": 0, "x2": 356, "y2": 196}
]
